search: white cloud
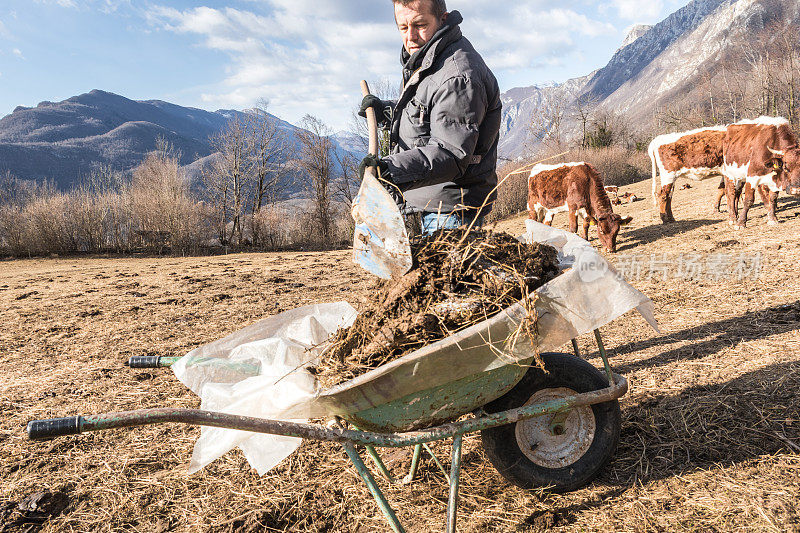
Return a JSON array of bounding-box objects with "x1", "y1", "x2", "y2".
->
[
  {"x1": 32, "y1": 0, "x2": 131, "y2": 9},
  {"x1": 148, "y1": 1, "x2": 616, "y2": 129},
  {"x1": 605, "y1": 0, "x2": 663, "y2": 21},
  {"x1": 0, "y1": 19, "x2": 9, "y2": 39},
  {"x1": 12, "y1": 48, "x2": 23, "y2": 59},
  {"x1": 33, "y1": 0, "x2": 79, "y2": 7},
  {"x1": 147, "y1": 3, "x2": 398, "y2": 128}
]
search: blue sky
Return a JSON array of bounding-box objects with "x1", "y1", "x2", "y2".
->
[{"x1": 0, "y1": 0, "x2": 686, "y2": 131}]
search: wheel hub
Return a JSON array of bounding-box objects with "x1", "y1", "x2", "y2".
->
[{"x1": 514, "y1": 387, "x2": 596, "y2": 468}]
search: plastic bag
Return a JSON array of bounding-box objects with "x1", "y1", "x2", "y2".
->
[{"x1": 171, "y1": 302, "x2": 357, "y2": 474}]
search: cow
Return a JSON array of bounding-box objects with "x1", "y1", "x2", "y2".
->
[
  {"x1": 648, "y1": 126, "x2": 727, "y2": 223},
  {"x1": 722, "y1": 116, "x2": 800, "y2": 229},
  {"x1": 527, "y1": 162, "x2": 632, "y2": 253}
]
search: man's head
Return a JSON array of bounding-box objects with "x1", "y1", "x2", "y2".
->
[{"x1": 393, "y1": 0, "x2": 448, "y2": 56}]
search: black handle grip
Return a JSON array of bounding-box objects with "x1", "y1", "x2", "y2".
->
[
  {"x1": 127, "y1": 356, "x2": 161, "y2": 368},
  {"x1": 27, "y1": 416, "x2": 84, "y2": 440}
]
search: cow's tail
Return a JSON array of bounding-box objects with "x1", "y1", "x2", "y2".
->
[{"x1": 649, "y1": 141, "x2": 659, "y2": 210}]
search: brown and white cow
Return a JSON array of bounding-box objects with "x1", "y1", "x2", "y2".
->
[
  {"x1": 722, "y1": 116, "x2": 800, "y2": 229},
  {"x1": 648, "y1": 126, "x2": 727, "y2": 223},
  {"x1": 528, "y1": 162, "x2": 632, "y2": 253}
]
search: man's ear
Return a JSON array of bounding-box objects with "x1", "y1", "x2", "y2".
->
[{"x1": 442, "y1": 12, "x2": 449, "y2": 22}]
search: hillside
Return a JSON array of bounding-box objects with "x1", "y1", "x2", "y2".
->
[
  {"x1": 498, "y1": 0, "x2": 800, "y2": 159},
  {"x1": 582, "y1": 0, "x2": 729, "y2": 102},
  {"x1": 0, "y1": 90, "x2": 353, "y2": 190},
  {"x1": 601, "y1": 0, "x2": 800, "y2": 123}
]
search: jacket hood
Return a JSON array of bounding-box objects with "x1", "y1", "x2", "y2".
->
[{"x1": 401, "y1": 10, "x2": 463, "y2": 78}]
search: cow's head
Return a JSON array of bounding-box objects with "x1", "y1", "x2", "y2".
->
[
  {"x1": 769, "y1": 146, "x2": 800, "y2": 196},
  {"x1": 594, "y1": 213, "x2": 633, "y2": 253}
]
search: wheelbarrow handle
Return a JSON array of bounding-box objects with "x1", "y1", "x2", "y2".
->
[
  {"x1": 126, "y1": 356, "x2": 180, "y2": 368},
  {"x1": 127, "y1": 356, "x2": 162, "y2": 368},
  {"x1": 27, "y1": 416, "x2": 84, "y2": 440}
]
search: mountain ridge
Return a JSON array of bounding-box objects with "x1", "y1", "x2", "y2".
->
[{"x1": 0, "y1": 89, "x2": 354, "y2": 190}]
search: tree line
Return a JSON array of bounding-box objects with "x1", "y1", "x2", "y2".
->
[{"x1": 0, "y1": 109, "x2": 362, "y2": 258}]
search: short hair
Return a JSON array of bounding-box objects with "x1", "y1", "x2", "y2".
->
[{"x1": 392, "y1": 0, "x2": 447, "y2": 19}]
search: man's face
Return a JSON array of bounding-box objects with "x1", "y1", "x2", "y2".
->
[{"x1": 394, "y1": 1, "x2": 446, "y2": 56}]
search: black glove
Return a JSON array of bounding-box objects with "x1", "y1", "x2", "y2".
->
[
  {"x1": 358, "y1": 95, "x2": 392, "y2": 126},
  {"x1": 359, "y1": 155, "x2": 404, "y2": 209},
  {"x1": 358, "y1": 154, "x2": 391, "y2": 182}
]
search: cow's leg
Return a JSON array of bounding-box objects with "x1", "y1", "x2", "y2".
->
[
  {"x1": 714, "y1": 178, "x2": 726, "y2": 213},
  {"x1": 725, "y1": 178, "x2": 739, "y2": 226},
  {"x1": 568, "y1": 207, "x2": 579, "y2": 234},
  {"x1": 581, "y1": 216, "x2": 591, "y2": 241},
  {"x1": 659, "y1": 183, "x2": 675, "y2": 224},
  {"x1": 758, "y1": 185, "x2": 780, "y2": 225},
  {"x1": 736, "y1": 183, "x2": 755, "y2": 229},
  {"x1": 665, "y1": 183, "x2": 676, "y2": 223}
]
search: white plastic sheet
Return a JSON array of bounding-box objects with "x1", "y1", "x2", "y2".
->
[
  {"x1": 173, "y1": 221, "x2": 658, "y2": 474},
  {"x1": 172, "y1": 302, "x2": 357, "y2": 474}
]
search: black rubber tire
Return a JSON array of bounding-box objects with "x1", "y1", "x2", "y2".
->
[{"x1": 481, "y1": 352, "x2": 621, "y2": 493}]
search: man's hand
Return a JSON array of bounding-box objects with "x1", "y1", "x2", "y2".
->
[
  {"x1": 358, "y1": 154, "x2": 391, "y2": 182},
  {"x1": 359, "y1": 95, "x2": 392, "y2": 126},
  {"x1": 359, "y1": 155, "x2": 405, "y2": 208}
]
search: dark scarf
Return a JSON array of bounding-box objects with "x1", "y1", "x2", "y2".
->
[{"x1": 401, "y1": 10, "x2": 464, "y2": 84}]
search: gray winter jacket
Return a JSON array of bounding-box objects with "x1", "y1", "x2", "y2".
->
[{"x1": 384, "y1": 11, "x2": 502, "y2": 215}]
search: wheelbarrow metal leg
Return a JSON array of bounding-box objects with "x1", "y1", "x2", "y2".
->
[
  {"x1": 341, "y1": 441, "x2": 405, "y2": 533},
  {"x1": 593, "y1": 329, "x2": 614, "y2": 384},
  {"x1": 365, "y1": 445, "x2": 395, "y2": 483},
  {"x1": 446, "y1": 433, "x2": 464, "y2": 533},
  {"x1": 571, "y1": 338, "x2": 581, "y2": 358},
  {"x1": 402, "y1": 444, "x2": 422, "y2": 484},
  {"x1": 424, "y1": 443, "x2": 449, "y2": 480}
]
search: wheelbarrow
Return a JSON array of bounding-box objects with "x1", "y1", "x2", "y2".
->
[
  {"x1": 26, "y1": 222, "x2": 656, "y2": 532},
  {"x1": 27, "y1": 334, "x2": 623, "y2": 533}
]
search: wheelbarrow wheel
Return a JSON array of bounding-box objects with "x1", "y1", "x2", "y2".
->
[{"x1": 480, "y1": 352, "x2": 621, "y2": 493}]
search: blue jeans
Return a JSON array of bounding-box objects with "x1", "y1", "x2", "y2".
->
[{"x1": 421, "y1": 211, "x2": 483, "y2": 236}]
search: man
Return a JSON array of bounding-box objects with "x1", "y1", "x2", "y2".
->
[{"x1": 359, "y1": 0, "x2": 502, "y2": 234}]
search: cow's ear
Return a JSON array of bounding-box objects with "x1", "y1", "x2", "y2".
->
[
  {"x1": 768, "y1": 158, "x2": 784, "y2": 170},
  {"x1": 620, "y1": 215, "x2": 634, "y2": 226}
]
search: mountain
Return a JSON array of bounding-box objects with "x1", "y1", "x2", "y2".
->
[
  {"x1": 598, "y1": 0, "x2": 799, "y2": 122},
  {"x1": 0, "y1": 90, "x2": 358, "y2": 190},
  {"x1": 582, "y1": 0, "x2": 729, "y2": 102},
  {"x1": 498, "y1": 73, "x2": 596, "y2": 160},
  {"x1": 497, "y1": 0, "x2": 799, "y2": 159},
  {"x1": 617, "y1": 24, "x2": 653, "y2": 52}
]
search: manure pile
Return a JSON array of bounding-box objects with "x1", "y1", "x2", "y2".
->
[{"x1": 312, "y1": 229, "x2": 560, "y2": 388}]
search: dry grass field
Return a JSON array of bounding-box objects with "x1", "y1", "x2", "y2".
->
[{"x1": 2, "y1": 176, "x2": 799, "y2": 532}]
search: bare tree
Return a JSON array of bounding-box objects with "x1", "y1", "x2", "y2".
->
[
  {"x1": 208, "y1": 117, "x2": 251, "y2": 245},
  {"x1": 526, "y1": 85, "x2": 574, "y2": 154},
  {"x1": 571, "y1": 93, "x2": 599, "y2": 149},
  {"x1": 131, "y1": 140, "x2": 202, "y2": 253},
  {"x1": 296, "y1": 114, "x2": 336, "y2": 245},
  {"x1": 332, "y1": 149, "x2": 359, "y2": 208},
  {"x1": 246, "y1": 102, "x2": 295, "y2": 246}
]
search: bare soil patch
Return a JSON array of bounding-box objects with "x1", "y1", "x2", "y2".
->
[{"x1": 1, "y1": 176, "x2": 799, "y2": 532}]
